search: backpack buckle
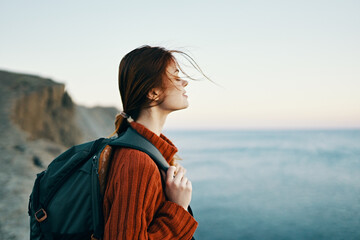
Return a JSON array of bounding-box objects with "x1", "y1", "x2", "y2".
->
[{"x1": 35, "y1": 208, "x2": 47, "y2": 222}]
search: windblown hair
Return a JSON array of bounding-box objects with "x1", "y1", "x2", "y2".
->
[{"x1": 111, "y1": 45, "x2": 210, "y2": 136}]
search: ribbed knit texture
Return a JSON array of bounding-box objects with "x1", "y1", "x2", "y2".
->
[{"x1": 103, "y1": 121, "x2": 198, "y2": 240}]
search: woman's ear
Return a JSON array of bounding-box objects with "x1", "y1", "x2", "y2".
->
[{"x1": 147, "y1": 88, "x2": 161, "y2": 101}]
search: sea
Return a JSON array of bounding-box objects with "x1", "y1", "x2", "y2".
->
[{"x1": 164, "y1": 129, "x2": 360, "y2": 240}]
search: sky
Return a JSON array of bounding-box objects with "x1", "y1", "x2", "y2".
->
[{"x1": 1, "y1": 0, "x2": 359, "y2": 130}]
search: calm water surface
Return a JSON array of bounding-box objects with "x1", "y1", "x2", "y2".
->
[{"x1": 165, "y1": 129, "x2": 360, "y2": 240}]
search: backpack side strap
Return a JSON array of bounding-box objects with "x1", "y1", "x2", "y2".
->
[{"x1": 30, "y1": 171, "x2": 46, "y2": 222}]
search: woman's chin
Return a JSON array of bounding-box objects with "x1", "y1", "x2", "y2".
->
[{"x1": 173, "y1": 104, "x2": 189, "y2": 112}]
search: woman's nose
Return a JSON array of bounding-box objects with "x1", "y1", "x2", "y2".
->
[{"x1": 183, "y1": 79, "x2": 188, "y2": 87}]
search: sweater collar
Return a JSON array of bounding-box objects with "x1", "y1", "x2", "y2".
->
[{"x1": 129, "y1": 121, "x2": 178, "y2": 164}]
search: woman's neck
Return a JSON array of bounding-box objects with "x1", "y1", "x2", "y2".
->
[{"x1": 135, "y1": 108, "x2": 169, "y2": 136}]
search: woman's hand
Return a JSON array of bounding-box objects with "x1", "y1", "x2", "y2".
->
[{"x1": 163, "y1": 166, "x2": 192, "y2": 210}]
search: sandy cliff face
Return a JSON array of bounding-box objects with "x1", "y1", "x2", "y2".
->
[
  {"x1": 12, "y1": 82, "x2": 82, "y2": 147},
  {"x1": 0, "y1": 69, "x2": 118, "y2": 240}
]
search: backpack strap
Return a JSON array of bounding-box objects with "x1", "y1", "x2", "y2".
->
[
  {"x1": 108, "y1": 126, "x2": 170, "y2": 172},
  {"x1": 31, "y1": 171, "x2": 46, "y2": 222},
  {"x1": 97, "y1": 126, "x2": 170, "y2": 197}
]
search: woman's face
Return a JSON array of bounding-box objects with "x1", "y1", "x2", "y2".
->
[{"x1": 158, "y1": 60, "x2": 189, "y2": 113}]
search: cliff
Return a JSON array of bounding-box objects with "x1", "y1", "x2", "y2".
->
[
  {"x1": 0, "y1": 69, "x2": 118, "y2": 239},
  {"x1": 9, "y1": 72, "x2": 81, "y2": 147}
]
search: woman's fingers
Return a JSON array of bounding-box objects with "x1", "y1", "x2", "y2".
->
[
  {"x1": 173, "y1": 168, "x2": 184, "y2": 185},
  {"x1": 166, "y1": 165, "x2": 189, "y2": 188},
  {"x1": 180, "y1": 176, "x2": 188, "y2": 188},
  {"x1": 174, "y1": 162, "x2": 187, "y2": 175},
  {"x1": 166, "y1": 166, "x2": 176, "y2": 182}
]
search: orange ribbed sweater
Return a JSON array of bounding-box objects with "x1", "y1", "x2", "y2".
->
[{"x1": 103, "y1": 121, "x2": 198, "y2": 240}]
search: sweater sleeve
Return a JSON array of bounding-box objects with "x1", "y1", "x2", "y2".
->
[{"x1": 103, "y1": 149, "x2": 198, "y2": 240}]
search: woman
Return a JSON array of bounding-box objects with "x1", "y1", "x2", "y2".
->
[{"x1": 102, "y1": 45, "x2": 204, "y2": 239}]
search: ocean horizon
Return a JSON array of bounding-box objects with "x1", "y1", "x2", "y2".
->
[{"x1": 164, "y1": 129, "x2": 360, "y2": 240}]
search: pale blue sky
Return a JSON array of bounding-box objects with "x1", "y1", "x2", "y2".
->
[{"x1": 1, "y1": 0, "x2": 359, "y2": 129}]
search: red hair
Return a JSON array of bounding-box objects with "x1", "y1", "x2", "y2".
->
[{"x1": 111, "y1": 45, "x2": 211, "y2": 136}]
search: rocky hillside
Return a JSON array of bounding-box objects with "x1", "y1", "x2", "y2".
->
[{"x1": 0, "y1": 70, "x2": 118, "y2": 239}]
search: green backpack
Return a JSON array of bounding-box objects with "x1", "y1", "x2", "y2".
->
[{"x1": 28, "y1": 126, "x2": 173, "y2": 239}]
